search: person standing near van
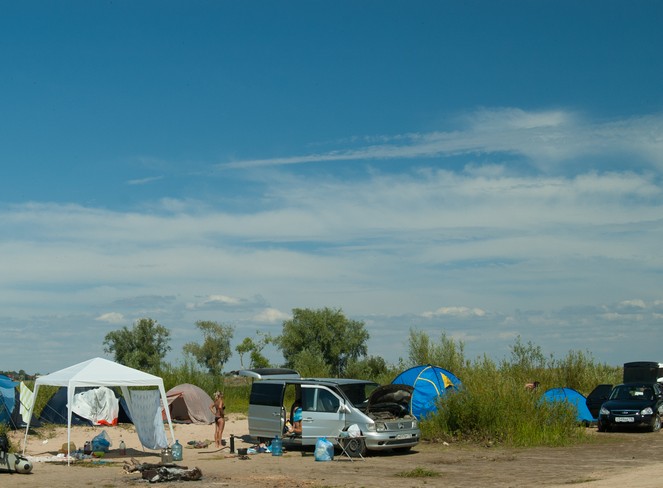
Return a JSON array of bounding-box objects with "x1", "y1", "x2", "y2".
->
[{"x1": 210, "y1": 391, "x2": 226, "y2": 447}]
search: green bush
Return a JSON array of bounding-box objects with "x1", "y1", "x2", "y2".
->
[{"x1": 417, "y1": 340, "x2": 620, "y2": 447}]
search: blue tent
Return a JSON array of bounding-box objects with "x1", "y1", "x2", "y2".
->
[
  {"x1": 391, "y1": 364, "x2": 462, "y2": 420},
  {"x1": 541, "y1": 387, "x2": 595, "y2": 423},
  {"x1": 0, "y1": 375, "x2": 18, "y2": 425}
]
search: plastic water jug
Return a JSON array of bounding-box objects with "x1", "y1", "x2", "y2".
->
[
  {"x1": 119, "y1": 439, "x2": 126, "y2": 456},
  {"x1": 271, "y1": 435, "x2": 283, "y2": 456},
  {"x1": 161, "y1": 447, "x2": 173, "y2": 464},
  {"x1": 172, "y1": 440, "x2": 183, "y2": 461}
]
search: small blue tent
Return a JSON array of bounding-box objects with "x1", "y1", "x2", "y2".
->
[
  {"x1": 541, "y1": 387, "x2": 595, "y2": 423},
  {"x1": 391, "y1": 364, "x2": 462, "y2": 420}
]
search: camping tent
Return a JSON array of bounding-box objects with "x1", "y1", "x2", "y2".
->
[
  {"x1": 0, "y1": 378, "x2": 41, "y2": 430},
  {"x1": 39, "y1": 386, "x2": 132, "y2": 426},
  {"x1": 22, "y1": 357, "x2": 176, "y2": 463},
  {"x1": 541, "y1": 387, "x2": 596, "y2": 424},
  {"x1": 38, "y1": 387, "x2": 97, "y2": 426},
  {"x1": 165, "y1": 384, "x2": 215, "y2": 424},
  {"x1": 391, "y1": 364, "x2": 462, "y2": 420},
  {"x1": 0, "y1": 375, "x2": 19, "y2": 427}
]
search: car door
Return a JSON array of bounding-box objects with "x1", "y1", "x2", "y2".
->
[
  {"x1": 300, "y1": 385, "x2": 345, "y2": 446},
  {"x1": 248, "y1": 381, "x2": 286, "y2": 439}
]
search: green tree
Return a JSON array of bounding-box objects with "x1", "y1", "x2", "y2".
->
[
  {"x1": 183, "y1": 321, "x2": 234, "y2": 375},
  {"x1": 103, "y1": 318, "x2": 171, "y2": 372},
  {"x1": 276, "y1": 307, "x2": 369, "y2": 376},
  {"x1": 235, "y1": 333, "x2": 271, "y2": 369},
  {"x1": 407, "y1": 328, "x2": 468, "y2": 374}
]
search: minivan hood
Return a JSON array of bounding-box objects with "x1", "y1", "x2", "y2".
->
[{"x1": 366, "y1": 384, "x2": 413, "y2": 414}]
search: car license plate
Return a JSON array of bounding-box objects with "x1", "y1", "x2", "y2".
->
[
  {"x1": 396, "y1": 433, "x2": 410, "y2": 439},
  {"x1": 615, "y1": 416, "x2": 635, "y2": 423}
]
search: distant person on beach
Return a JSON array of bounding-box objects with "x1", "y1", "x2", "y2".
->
[{"x1": 210, "y1": 391, "x2": 226, "y2": 447}]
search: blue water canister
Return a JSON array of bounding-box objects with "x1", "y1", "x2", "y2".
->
[
  {"x1": 271, "y1": 435, "x2": 283, "y2": 456},
  {"x1": 172, "y1": 440, "x2": 183, "y2": 461}
]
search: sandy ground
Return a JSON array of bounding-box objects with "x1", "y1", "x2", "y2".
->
[{"x1": 5, "y1": 414, "x2": 663, "y2": 487}]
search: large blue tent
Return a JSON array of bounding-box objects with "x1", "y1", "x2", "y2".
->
[
  {"x1": 541, "y1": 387, "x2": 595, "y2": 423},
  {"x1": 391, "y1": 364, "x2": 462, "y2": 420}
]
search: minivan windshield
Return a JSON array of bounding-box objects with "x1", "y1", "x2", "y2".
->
[{"x1": 337, "y1": 382, "x2": 380, "y2": 408}]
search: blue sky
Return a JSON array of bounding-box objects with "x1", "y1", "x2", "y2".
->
[{"x1": 2, "y1": 1, "x2": 662, "y2": 374}]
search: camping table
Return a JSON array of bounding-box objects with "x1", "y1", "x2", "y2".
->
[{"x1": 334, "y1": 434, "x2": 365, "y2": 462}]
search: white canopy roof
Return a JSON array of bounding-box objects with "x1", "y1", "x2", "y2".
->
[
  {"x1": 23, "y1": 357, "x2": 175, "y2": 463},
  {"x1": 34, "y1": 357, "x2": 165, "y2": 388}
]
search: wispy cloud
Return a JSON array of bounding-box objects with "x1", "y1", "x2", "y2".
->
[
  {"x1": 127, "y1": 175, "x2": 164, "y2": 185},
  {"x1": 218, "y1": 109, "x2": 663, "y2": 172}
]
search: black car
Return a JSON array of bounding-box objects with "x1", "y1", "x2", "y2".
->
[{"x1": 597, "y1": 382, "x2": 663, "y2": 432}]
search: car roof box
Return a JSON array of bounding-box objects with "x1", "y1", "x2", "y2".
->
[{"x1": 233, "y1": 368, "x2": 301, "y2": 380}]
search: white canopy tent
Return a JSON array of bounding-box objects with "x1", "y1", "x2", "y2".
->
[{"x1": 22, "y1": 357, "x2": 176, "y2": 463}]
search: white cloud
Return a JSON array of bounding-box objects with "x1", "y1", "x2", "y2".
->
[
  {"x1": 219, "y1": 109, "x2": 663, "y2": 172},
  {"x1": 421, "y1": 307, "x2": 487, "y2": 319},
  {"x1": 186, "y1": 295, "x2": 242, "y2": 309},
  {"x1": 95, "y1": 312, "x2": 126, "y2": 324},
  {"x1": 127, "y1": 175, "x2": 164, "y2": 186},
  {"x1": 253, "y1": 308, "x2": 291, "y2": 323}
]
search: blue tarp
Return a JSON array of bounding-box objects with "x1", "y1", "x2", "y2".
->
[
  {"x1": 541, "y1": 387, "x2": 596, "y2": 423},
  {"x1": 391, "y1": 364, "x2": 462, "y2": 420},
  {"x1": 0, "y1": 374, "x2": 18, "y2": 425}
]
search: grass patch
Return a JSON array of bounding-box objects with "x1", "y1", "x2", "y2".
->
[{"x1": 395, "y1": 466, "x2": 440, "y2": 478}]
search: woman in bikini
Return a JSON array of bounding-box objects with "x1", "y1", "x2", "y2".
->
[{"x1": 210, "y1": 391, "x2": 226, "y2": 447}]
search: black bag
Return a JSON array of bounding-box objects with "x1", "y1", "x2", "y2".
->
[{"x1": 0, "y1": 434, "x2": 9, "y2": 452}]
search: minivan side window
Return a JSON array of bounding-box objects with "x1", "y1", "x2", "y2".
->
[
  {"x1": 317, "y1": 389, "x2": 340, "y2": 413},
  {"x1": 250, "y1": 382, "x2": 283, "y2": 407}
]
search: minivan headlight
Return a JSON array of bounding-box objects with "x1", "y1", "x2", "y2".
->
[
  {"x1": 641, "y1": 407, "x2": 654, "y2": 415},
  {"x1": 599, "y1": 406, "x2": 610, "y2": 416},
  {"x1": 412, "y1": 418, "x2": 418, "y2": 428},
  {"x1": 375, "y1": 422, "x2": 388, "y2": 432},
  {"x1": 366, "y1": 423, "x2": 376, "y2": 432}
]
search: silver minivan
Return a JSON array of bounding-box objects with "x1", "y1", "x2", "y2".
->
[{"x1": 238, "y1": 368, "x2": 420, "y2": 457}]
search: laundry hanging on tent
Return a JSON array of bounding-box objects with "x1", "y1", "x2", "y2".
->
[
  {"x1": 129, "y1": 389, "x2": 169, "y2": 450},
  {"x1": 19, "y1": 383, "x2": 34, "y2": 424},
  {"x1": 72, "y1": 386, "x2": 120, "y2": 426}
]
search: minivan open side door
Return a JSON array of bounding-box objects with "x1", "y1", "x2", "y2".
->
[
  {"x1": 300, "y1": 385, "x2": 346, "y2": 446},
  {"x1": 248, "y1": 381, "x2": 287, "y2": 440}
]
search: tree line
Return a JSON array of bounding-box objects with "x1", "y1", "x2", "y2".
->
[{"x1": 103, "y1": 307, "x2": 373, "y2": 377}]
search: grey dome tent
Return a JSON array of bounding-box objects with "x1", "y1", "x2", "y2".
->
[{"x1": 165, "y1": 384, "x2": 215, "y2": 424}]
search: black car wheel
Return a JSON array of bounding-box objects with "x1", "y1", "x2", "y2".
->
[
  {"x1": 650, "y1": 414, "x2": 661, "y2": 432},
  {"x1": 597, "y1": 421, "x2": 609, "y2": 433}
]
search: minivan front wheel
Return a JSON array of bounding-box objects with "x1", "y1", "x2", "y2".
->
[{"x1": 341, "y1": 437, "x2": 366, "y2": 458}]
